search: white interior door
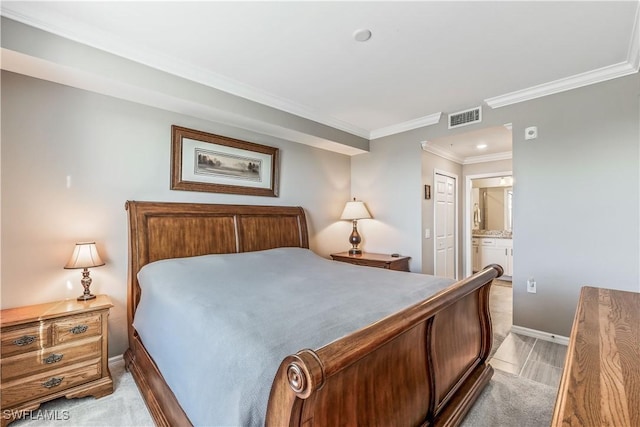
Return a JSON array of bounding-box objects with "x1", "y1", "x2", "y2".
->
[{"x1": 435, "y1": 173, "x2": 456, "y2": 279}]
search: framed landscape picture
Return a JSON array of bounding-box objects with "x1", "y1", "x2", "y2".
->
[{"x1": 171, "y1": 125, "x2": 279, "y2": 197}]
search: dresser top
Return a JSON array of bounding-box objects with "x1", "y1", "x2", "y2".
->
[
  {"x1": 551, "y1": 286, "x2": 639, "y2": 426},
  {"x1": 0, "y1": 295, "x2": 112, "y2": 327}
]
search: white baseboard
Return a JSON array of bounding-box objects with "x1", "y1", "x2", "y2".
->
[{"x1": 511, "y1": 325, "x2": 569, "y2": 345}]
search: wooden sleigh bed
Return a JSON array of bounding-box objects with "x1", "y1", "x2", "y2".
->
[{"x1": 123, "y1": 200, "x2": 503, "y2": 427}]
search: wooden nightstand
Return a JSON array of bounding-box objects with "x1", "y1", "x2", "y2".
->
[
  {"x1": 330, "y1": 252, "x2": 411, "y2": 272},
  {"x1": 0, "y1": 295, "x2": 113, "y2": 426}
]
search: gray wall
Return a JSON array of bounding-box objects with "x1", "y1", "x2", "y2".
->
[
  {"x1": 350, "y1": 136, "x2": 425, "y2": 272},
  {"x1": 358, "y1": 72, "x2": 639, "y2": 337},
  {"x1": 510, "y1": 73, "x2": 640, "y2": 336},
  {"x1": 463, "y1": 159, "x2": 513, "y2": 178},
  {"x1": 1, "y1": 71, "x2": 352, "y2": 356}
]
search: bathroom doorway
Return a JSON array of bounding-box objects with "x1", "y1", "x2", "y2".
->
[{"x1": 464, "y1": 172, "x2": 513, "y2": 278}]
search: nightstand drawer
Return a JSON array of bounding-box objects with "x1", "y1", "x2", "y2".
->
[
  {"x1": 52, "y1": 313, "x2": 101, "y2": 345},
  {"x1": 1, "y1": 325, "x2": 48, "y2": 358},
  {"x1": 1, "y1": 360, "x2": 101, "y2": 408},
  {"x1": 1, "y1": 336, "x2": 101, "y2": 381},
  {"x1": 343, "y1": 258, "x2": 384, "y2": 268}
]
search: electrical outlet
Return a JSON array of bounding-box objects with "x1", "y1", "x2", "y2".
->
[{"x1": 527, "y1": 278, "x2": 537, "y2": 294}]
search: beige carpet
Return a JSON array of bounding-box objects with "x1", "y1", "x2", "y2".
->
[
  {"x1": 461, "y1": 369, "x2": 557, "y2": 427},
  {"x1": 10, "y1": 356, "x2": 556, "y2": 427}
]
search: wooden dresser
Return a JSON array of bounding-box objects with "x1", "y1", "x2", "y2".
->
[
  {"x1": 0, "y1": 295, "x2": 113, "y2": 426},
  {"x1": 551, "y1": 286, "x2": 639, "y2": 427},
  {"x1": 330, "y1": 252, "x2": 410, "y2": 272}
]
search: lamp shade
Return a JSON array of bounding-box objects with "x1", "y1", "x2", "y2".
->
[
  {"x1": 340, "y1": 200, "x2": 372, "y2": 221},
  {"x1": 64, "y1": 242, "x2": 105, "y2": 269}
]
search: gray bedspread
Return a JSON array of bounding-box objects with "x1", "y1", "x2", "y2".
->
[{"x1": 134, "y1": 247, "x2": 454, "y2": 426}]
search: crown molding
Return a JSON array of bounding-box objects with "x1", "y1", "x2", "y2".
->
[
  {"x1": 420, "y1": 141, "x2": 511, "y2": 165},
  {"x1": 485, "y1": 61, "x2": 637, "y2": 109},
  {"x1": 462, "y1": 151, "x2": 512, "y2": 165},
  {"x1": 370, "y1": 112, "x2": 442, "y2": 140},
  {"x1": 420, "y1": 141, "x2": 464, "y2": 164}
]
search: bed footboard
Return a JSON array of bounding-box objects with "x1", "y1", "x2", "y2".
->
[{"x1": 266, "y1": 264, "x2": 502, "y2": 427}]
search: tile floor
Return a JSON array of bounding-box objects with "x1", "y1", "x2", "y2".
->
[{"x1": 488, "y1": 281, "x2": 568, "y2": 389}]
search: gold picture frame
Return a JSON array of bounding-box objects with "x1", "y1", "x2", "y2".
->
[{"x1": 171, "y1": 125, "x2": 279, "y2": 197}]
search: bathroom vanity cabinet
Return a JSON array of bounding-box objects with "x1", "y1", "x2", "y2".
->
[{"x1": 473, "y1": 237, "x2": 512, "y2": 276}]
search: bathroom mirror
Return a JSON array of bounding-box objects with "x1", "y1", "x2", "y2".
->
[{"x1": 472, "y1": 179, "x2": 512, "y2": 231}]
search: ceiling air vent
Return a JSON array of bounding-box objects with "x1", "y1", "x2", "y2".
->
[{"x1": 448, "y1": 106, "x2": 482, "y2": 129}]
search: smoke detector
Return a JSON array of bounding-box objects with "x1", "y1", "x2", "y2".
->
[{"x1": 353, "y1": 29, "x2": 372, "y2": 42}]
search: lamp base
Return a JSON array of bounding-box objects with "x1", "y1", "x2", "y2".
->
[
  {"x1": 77, "y1": 268, "x2": 96, "y2": 301},
  {"x1": 348, "y1": 219, "x2": 363, "y2": 256}
]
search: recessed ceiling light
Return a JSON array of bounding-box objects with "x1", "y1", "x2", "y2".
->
[
  {"x1": 477, "y1": 143, "x2": 488, "y2": 149},
  {"x1": 353, "y1": 29, "x2": 372, "y2": 42}
]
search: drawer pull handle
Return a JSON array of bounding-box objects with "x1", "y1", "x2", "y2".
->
[
  {"x1": 70, "y1": 325, "x2": 88, "y2": 334},
  {"x1": 44, "y1": 353, "x2": 64, "y2": 364},
  {"x1": 42, "y1": 377, "x2": 63, "y2": 388},
  {"x1": 13, "y1": 335, "x2": 36, "y2": 346}
]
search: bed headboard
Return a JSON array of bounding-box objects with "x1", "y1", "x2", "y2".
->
[{"x1": 125, "y1": 200, "x2": 309, "y2": 338}]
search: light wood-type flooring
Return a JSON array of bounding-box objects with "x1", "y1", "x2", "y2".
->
[{"x1": 488, "y1": 281, "x2": 567, "y2": 389}]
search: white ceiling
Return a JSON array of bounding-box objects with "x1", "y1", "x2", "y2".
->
[
  {"x1": 423, "y1": 124, "x2": 513, "y2": 164},
  {"x1": 2, "y1": 1, "x2": 639, "y2": 146}
]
